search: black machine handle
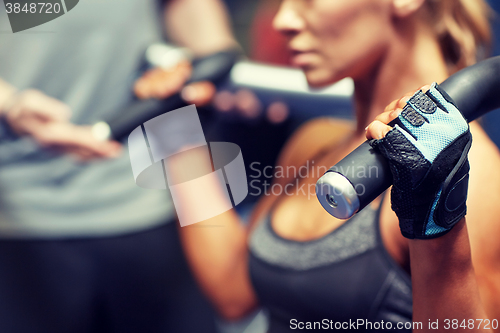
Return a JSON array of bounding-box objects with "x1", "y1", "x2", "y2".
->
[
  {"x1": 102, "y1": 49, "x2": 241, "y2": 141},
  {"x1": 317, "y1": 56, "x2": 500, "y2": 219}
]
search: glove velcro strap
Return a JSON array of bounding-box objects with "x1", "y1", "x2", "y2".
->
[
  {"x1": 435, "y1": 132, "x2": 472, "y2": 229},
  {"x1": 418, "y1": 130, "x2": 472, "y2": 239}
]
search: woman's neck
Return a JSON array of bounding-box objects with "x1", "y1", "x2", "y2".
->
[{"x1": 353, "y1": 21, "x2": 449, "y2": 134}]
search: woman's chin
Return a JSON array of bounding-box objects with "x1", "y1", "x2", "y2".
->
[{"x1": 304, "y1": 70, "x2": 341, "y2": 89}]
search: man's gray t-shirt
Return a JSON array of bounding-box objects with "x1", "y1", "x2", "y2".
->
[{"x1": 0, "y1": 0, "x2": 175, "y2": 238}]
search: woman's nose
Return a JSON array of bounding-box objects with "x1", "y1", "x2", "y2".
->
[{"x1": 273, "y1": 1, "x2": 305, "y2": 36}]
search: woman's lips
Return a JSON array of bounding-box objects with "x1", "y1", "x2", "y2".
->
[{"x1": 290, "y1": 51, "x2": 317, "y2": 67}]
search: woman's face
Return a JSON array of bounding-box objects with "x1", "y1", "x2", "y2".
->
[{"x1": 273, "y1": 0, "x2": 395, "y2": 87}]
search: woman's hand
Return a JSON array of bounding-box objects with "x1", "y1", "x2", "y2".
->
[
  {"x1": 365, "y1": 86, "x2": 428, "y2": 140},
  {"x1": 368, "y1": 84, "x2": 493, "y2": 330},
  {"x1": 365, "y1": 83, "x2": 471, "y2": 239}
]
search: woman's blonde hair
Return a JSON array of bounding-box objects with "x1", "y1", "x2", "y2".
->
[{"x1": 425, "y1": 0, "x2": 493, "y2": 72}]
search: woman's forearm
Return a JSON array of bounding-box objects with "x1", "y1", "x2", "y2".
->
[
  {"x1": 409, "y1": 218, "x2": 488, "y2": 332},
  {"x1": 178, "y1": 210, "x2": 258, "y2": 320},
  {"x1": 165, "y1": 146, "x2": 258, "y2": 320}
]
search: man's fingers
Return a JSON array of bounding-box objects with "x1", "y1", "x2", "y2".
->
[
  {"x1": 181, "y1": 81, "x2": 216, "y2": 106},
  {"x1": 134, "y1": 62, "x2": 193, "y2": 100},
  {"x1": 31, "y1": 123, "x2": 122, "y2": 158},
  {"x1": 61, "y1": 146, "x2": 109, "y2": 161},
  {"x1": 5, "y1": 90, "x2": 72, "y2": 136},
  {"x1": 35, "y1": 96, "x2": 71, "y2": 122},
  {"x1": 20, "y1": 90, "x2": 71, "y2": 122}
]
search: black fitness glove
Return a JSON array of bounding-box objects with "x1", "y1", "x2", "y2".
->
[{"x1": 370, "y1": 83, "x2": 472, "y2": 239}]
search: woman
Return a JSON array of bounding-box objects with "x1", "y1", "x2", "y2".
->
[{"x1": 167, "y1": 0, "x2": 500, "y2": 331}]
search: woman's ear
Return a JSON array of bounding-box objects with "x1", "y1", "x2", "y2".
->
[{"x1": 392, "y1": 0, "x2": 426, "y2": 18}]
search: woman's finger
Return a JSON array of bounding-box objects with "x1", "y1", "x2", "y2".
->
[
  {"x1": 384, "y1": 93, "x2": 412, "y2": 113},
  {"x1": 374, "y1": 108, "x2": 402, "y2": 125},
  {"x1": 420, "y1": 84, "x2": 431, "y2": 93},
  {"x1": 385, "y1": 94, "x2": 412, "y2": 113},
  {"x1": 366, "y1": 120, "x2": 392, "y2": 140},
  {"x1": 383, "y1": 85, "x2": 431, "y2": 113}
]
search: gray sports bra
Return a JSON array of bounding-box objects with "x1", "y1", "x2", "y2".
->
[{"x1": 248, "y1": 204, "x2": 412, "y2": 332}]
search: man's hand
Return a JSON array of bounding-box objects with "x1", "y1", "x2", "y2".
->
[
  {"x1": 133, "y1": 61, "x2": 216, "y2": 106},
  {"x1": 3, "y1": 89, "x2": 121, "y2": 160},
  {"x1": 133, "y1": 61, "x2": 274, "y2": 122}
]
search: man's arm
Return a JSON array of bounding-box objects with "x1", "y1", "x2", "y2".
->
[
  {"x1": 134, "y1": 0, "x2": 239, "y2": 102},
  {"x1": 163, "y1": 0, "x2": 239, "y2": 56}
]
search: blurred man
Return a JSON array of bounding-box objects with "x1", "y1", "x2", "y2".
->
[{"x1": 0, "y1": 0, "x2": 237, "y2": 332}]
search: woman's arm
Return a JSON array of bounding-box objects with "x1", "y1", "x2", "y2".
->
[
  {"x1": 165, "y1": 145, "x2": 258, "y2": 320},
  {"x1": 409, "y1": 219, "x2": 487, "y2": 331},
  {"x1": 464, "y1": 122, "x2": 500, "y2": 324},
  {"x1": 178, "y1": 212, "x2": 258, "y2": 320},
  {"x1": 170, "y1": 117, "x2": 353, "y2": 319},
  {"x1": 367, "y1": 84, "x2": 491, "y2": 332}
]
